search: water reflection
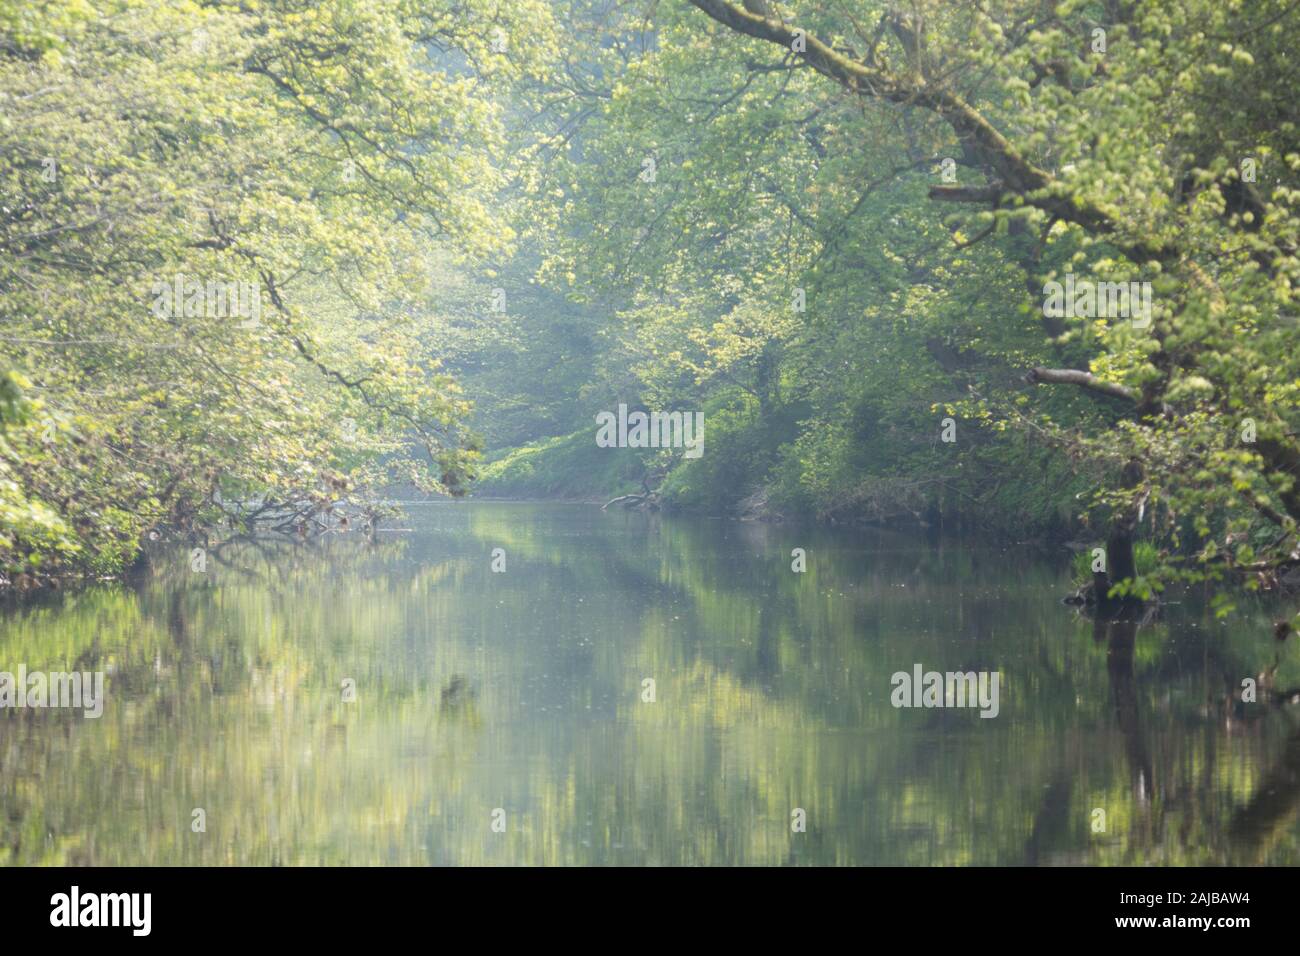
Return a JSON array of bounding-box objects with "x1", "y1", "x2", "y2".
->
[{"x1": 0, "y1": 502, "x2": 1296, "y2": 865}]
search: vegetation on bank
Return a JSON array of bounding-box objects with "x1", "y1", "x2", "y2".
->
[
  {"x1": 1, "y1": 0, "x2": 556, "y2": 583},
  {"x1": 477, "y1": 432, "x2": 641, "y2": 502},
  {"x1": 4, "y1": 0, "x2": 1300, "y2": 619},
  {"x1": 476, "y1": 392, "x2": 1094, "y2": 544},
  {"x1": 466, "y1": 0, "x2": 1300, "y2": 615}
]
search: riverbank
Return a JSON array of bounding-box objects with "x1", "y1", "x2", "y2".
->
[{"x1": 474, "y1": 425, "x2": 1089, "y2": 544}]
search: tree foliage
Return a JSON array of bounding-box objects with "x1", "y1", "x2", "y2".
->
[
  {"x1": 5, "y1": 0, "x2": 1300, "y2": 607},
  {"x1": 473, "y1": 0, "x2": 1300, "y2": 605},
  {"x1": 0, "y1": 0, "x2": 558, "y2": 579}
]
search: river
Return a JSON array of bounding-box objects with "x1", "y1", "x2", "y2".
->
[{"x1": 1, "y1": 501, "x2": 1296, "y2": 864}]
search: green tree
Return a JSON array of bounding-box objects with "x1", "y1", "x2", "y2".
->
[
  {"x1": 679, "y1": 0, "x2": 1300, "y2": 600},
  {"x1": 0, "y1": 0, "x2": 559, "y2": 579}
]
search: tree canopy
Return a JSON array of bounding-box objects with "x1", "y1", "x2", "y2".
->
[
  {"x1": 1, "y1": 0, "x2": 557, "y2": 577},
  {"x1": 4, "y1": 0, "x2": 1300, "y2": 612}
]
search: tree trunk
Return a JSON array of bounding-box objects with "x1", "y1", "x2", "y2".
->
[
  {"x1": 1094, "y1": 459, "x2": 1143, "y2": 610},
  {"x1": 1106, "y1": 528, "x2": 1136, "y2": 585}
]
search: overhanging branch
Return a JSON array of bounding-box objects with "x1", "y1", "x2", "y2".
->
[
  {"x1": 684, "y1": 0, "x2": 1174, "y2": 265},
  {"x1": 1025, "y1": 366, "x2": 1138, "y2": 404}
]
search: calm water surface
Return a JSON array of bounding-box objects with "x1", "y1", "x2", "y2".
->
[{"x1": 2, "y1": 502, "x2": 1297, "y2": 865}]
